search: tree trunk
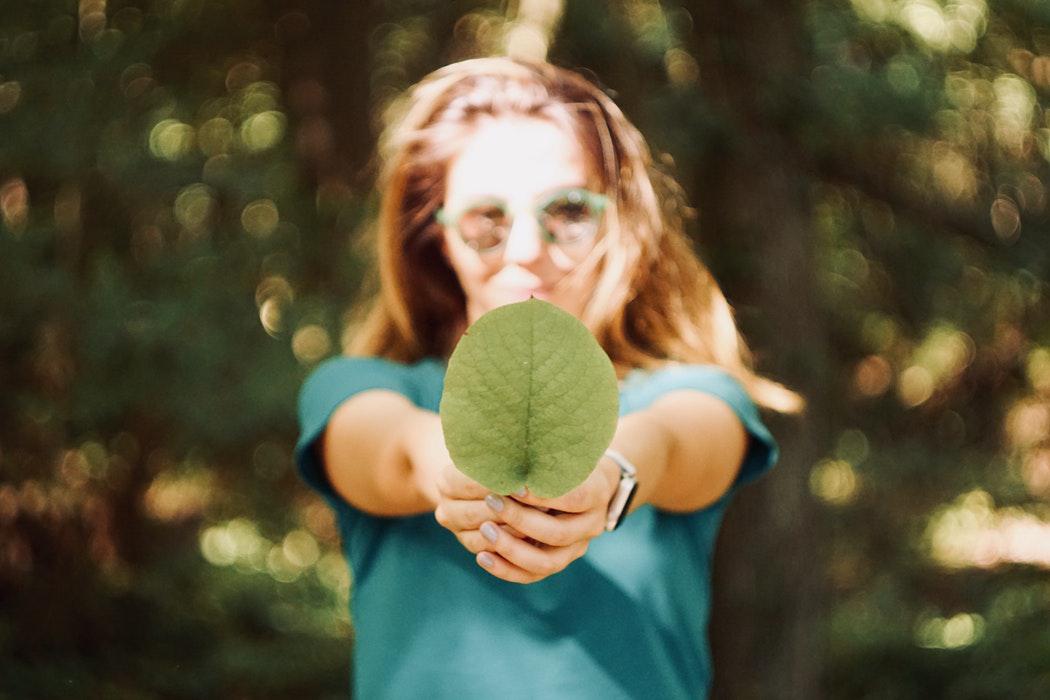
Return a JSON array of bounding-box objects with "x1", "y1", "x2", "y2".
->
[
  {"x1": 684, "y1": 2, "x2": 833, "y2": 697},
  {"x1": 270, "y1": 0, "x2": 374, "y2": 190}
]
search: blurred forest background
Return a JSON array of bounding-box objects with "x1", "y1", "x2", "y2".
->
[{"x1": 2, "y1": 0, "x2": 1049, "y2": 697}]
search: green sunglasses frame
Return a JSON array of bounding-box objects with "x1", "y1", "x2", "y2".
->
[{"x1": 435, "y1": 187, "x2": 609, "y2": 253}]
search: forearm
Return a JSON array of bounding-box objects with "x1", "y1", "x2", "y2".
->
[
  {"x1": 610, "y1": 398, "x2": 751, "y2": 514},
  {"x1": 402, "y1": 408, "x2": 447, "y2": 512},
  {"x1": 404, "y1": 404, "x2": 677, "y2": 518},
  {"x1": 599, "y1": 407, "x2": 675, "y2": 517}
]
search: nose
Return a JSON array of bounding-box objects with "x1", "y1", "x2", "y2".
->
[{"x1": 500, "y1": 211, "x2": 544, "y2": 265}]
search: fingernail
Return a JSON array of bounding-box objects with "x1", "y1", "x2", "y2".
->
[
  {"x1": 478, "y1": 552, "x2": 494, "y2": 567},
  {"x1": 514, "y1": 486, "x2": 528, "y2": 497},
  {"x1": 485, "y1": 493, "x2": 504, "y2": 513},
  {"x1": 481, "y1": 522, "x2": 499, "y2": 543}
]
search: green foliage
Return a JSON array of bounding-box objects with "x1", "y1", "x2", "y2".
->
[
  {"x1": 0, "y1": 0, "x2": 1048, "y2": 697},
  {"x1": 440, "y1": 298, "x2": 620, "y2": 499}
]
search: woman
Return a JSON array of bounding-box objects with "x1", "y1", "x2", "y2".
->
[{"x1": 295, "y1": 57, "x2": 801, "y2": 699}]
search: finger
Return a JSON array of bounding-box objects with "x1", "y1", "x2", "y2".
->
[
  {"x1": 434, "y1": 498, "x2": 499, "y2": 533},
  {"x1": 435, "y1": 498, "x2": 541, "y2": 541},
  {"x1": 508, "y1": 470, "x2": 609, "y2": 514},
  {"x1": 502, "y1": 524, "x2": 531, "y2": 541},
  {"x1": 476, "y1": 522, "x2": 589, "y2": 581},
  {"x1": 460, "y1": 525, "x2": 545, "y2": 583},
  {"x1": 476, "y1": 550, "x2": 542, "y2": 584},
  {"x1": 436, "y1": 462, "x2": 490, "y2": 500},
  {"x1": 455, "y1": 528, "x2": 490, "y2": 555},
  {"x1": 487, "y1": 493, "x2": 604, "y2": 547},
  {"x1": 455, "y1": 525, "x2": 540, "y2": 554}
]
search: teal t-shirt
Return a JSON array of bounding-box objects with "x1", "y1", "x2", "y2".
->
[{"x1": 294, "y1": 355, "x2": 778, "y2": 699}]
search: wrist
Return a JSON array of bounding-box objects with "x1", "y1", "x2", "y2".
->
[
  {"x1": 603, "y1": 409, "x2": 674, "y2": 515},
  {"x1": 600, "y1": 448, "x2": 641, "y2": 532},
  {"x1": 403, "y1": 409, "x2": 444, "y2": 510},
  {"x1": 598, "y1": 454, "x2": 622, "y2": 504}
]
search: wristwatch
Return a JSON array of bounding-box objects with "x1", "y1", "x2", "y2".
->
[{"x1": 603, "y1": 448, "x2": 639, "y2": 532}]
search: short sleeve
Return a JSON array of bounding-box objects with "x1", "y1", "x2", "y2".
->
[
  {"x1": 631, "y1": 364, "x2": 779, "y2": 493},
  {"x1": 293, "y1": 356, "x2": 415, "y2": 509}
]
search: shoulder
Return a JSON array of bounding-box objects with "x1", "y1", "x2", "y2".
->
[
  {"x1": 301, "y1": 355, "x2": 411, "y2": 390},
  {"x1": 297, "y1": 355, "x2": 444, "y2": 428},
  {"x1": 293, "y1": 355, "x2": 446, "y2": 499},
  {"x1": 625, "y1": 362, "x2": 755, "y2": 416}
]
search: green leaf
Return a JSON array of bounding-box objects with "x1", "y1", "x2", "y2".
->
[{"x1": 439, "y1": 298, "x2": 620, "y2": 499}]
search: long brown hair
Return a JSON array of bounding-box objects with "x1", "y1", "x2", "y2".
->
[{"x1": 345, "y1": 57, "x2": 802, "y2": 413}]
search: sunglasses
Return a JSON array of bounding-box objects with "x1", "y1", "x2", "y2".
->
[{"x1": 436, "y1": 187, "x2": 608, "y2": 255}]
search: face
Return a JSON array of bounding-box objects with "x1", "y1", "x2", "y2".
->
[{"x1": 439, "y1": 116, "x2": 603, "y2": 325}]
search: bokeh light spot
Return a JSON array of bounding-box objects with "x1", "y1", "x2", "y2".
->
[
  {"x1": 226, "y1": 61, "x2": 263, "y2": 93},
  {"x1": 664, "y1": 48, "x2": 699, "y2": 86},
  {"x1": 835, "y1": 429, "x2": 870, "y2": 464},
  {"x1": 241, "y1": 199, "x2": 279, "y2": 237},
  {"x1": 240, "y1": 111, "x2": 286, "y2": 152},
  {"x1": 174, "y1": 183, "x2": 215, "y2": 233},
  {"x1": 316, "y1": 552, "x2": 351, "y2": 594},
  {"x1": 915, "y1": 612, "x2": 985, "y2": 649},
  {"x1": 292, "y1": 325, "x2": 332, "y2": 365},
  {"x1": 267, "y1": 544, "x2": 301, "y2": 583},
  {"x1": 1, "y1": 178, "x2": 29, "y2": 235},
  {"x1": 149, "y1": 119, "x2": 195, "y2": 161},
  {"x1": 886, "y1": 57, "x2": 920, "y2": 94},
  {"x1": 197, "y1": 117, "x2": 234, "y2": 156},
  {"x1": 0, "y1": 81, "x2": 22, "y2": 114},
  {"x1": 282, "y1": 530, "x2": 320, "y2": 569},
  {"x1": 1021, "y1": 449, "x2": 1050, "y2": 498},
  {"x1": 853, "y1": 355, "x2": 893, "y2": 397},
  {"x1": 861, "y1": 314, "x2": 899, "y2": 353},
  {"x1": 993, "y1": 74, "x2": 1036, "y2": 148},
  {"x1": 1005, "y1": 400, "x2": 1050, "y2": 449},
  {"x1": 199, "y1": 518, "x2": 268, "y2": 569},
  {"x1": 143, "y1": 469, "x2": 215, "y2": 521},
  {"x1": 810, "y1": 459, "x2": 860, "y2": 505},
  {"x1": 925, "y1": 489, "x2": 1050, "y2": 570},
  {"x1": 254, "y1": 275, "x2": 294, "y2": 308},
  {"x1": 990, "y1": 195, "x2": 1021, "y2": 242},
  {"x1": 259, "y1": 298, "x2": 284, "y2": 337},
  {"x1": 898, "y1": 366, "x2": 934, "y2": 406},
  {"x1": 504, "y1": 22, "x2": 548, "y2": 62},
  {"x1": 79, "y1": 0, "x2": 107, "y2": 42},
  {"x1": 200, "y1": 526, "x2": 237, "y2": 566},
  {"x1": 1026, "y1": 347, "x2": 1050, "y2": 394}
]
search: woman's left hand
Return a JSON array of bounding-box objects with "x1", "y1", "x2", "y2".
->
[{"x1": 474, "y1": 458, "x2": 620, "y2": 584}]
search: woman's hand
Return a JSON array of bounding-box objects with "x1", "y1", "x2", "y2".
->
[
  {"x1": 433, "y1": 458, "x2": 620, "y2": 585},
  {"x1": 431, "y1": 460, "x2": 533, "y2": 548}
]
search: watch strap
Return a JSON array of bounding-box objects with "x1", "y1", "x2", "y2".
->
[{"x1": 603, "y1": 448, "x2": 639, "y2": 532}]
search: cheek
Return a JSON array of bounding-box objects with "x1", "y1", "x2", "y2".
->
[
  {"x1": 443, "y1": 239, "x2": 489, "y2": 287},
  {"x1": 548, "y1": 248, "x2": 581, "y2": 271}
]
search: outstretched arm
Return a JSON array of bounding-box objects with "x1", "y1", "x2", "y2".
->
[
  {"x1": 638, "y1": 389, "x2": 750, "y2": 512},
  {"x1": 319, "y1": 390, "x2": 437, "y2": 517},
  {"x1": 319, "y1": 386, "x2": 747, "y2": 583}
]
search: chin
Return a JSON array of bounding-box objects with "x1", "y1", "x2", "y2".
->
[
  {"x1": 495, "y1": 289, "x2": 551, "y2": 305},
  {"x1": 472, "y1": 291, "x2": 582, "y2": 321}
]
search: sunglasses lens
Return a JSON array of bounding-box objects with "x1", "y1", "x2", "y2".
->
[
  {"x1": 541, "y1": 192, "x2": 601, "y2": 245},
  {"x1": 449, "y1": 190, "x2": 604, "y2": 254},
  {"x1": 458, "y1": 204, "x2": 509, "y2": 251}
]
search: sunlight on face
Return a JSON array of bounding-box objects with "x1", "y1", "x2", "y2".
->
[{"x1": 440, "y1": 116, "x2": 602, "y2": 325}]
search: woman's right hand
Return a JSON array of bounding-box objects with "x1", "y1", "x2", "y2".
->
[
  {"x1": 433, "y1": 461, "x2": 603, "y2": 585},
  {"x1": 408, "y1": 409, "x2": 591, "y2": 584},
  {"x1": 431, "y1": 460, "x2": 538, "y2": 545},
  {"x1": 405, "y1": 409, "x2": 534, "y2": 543}
]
